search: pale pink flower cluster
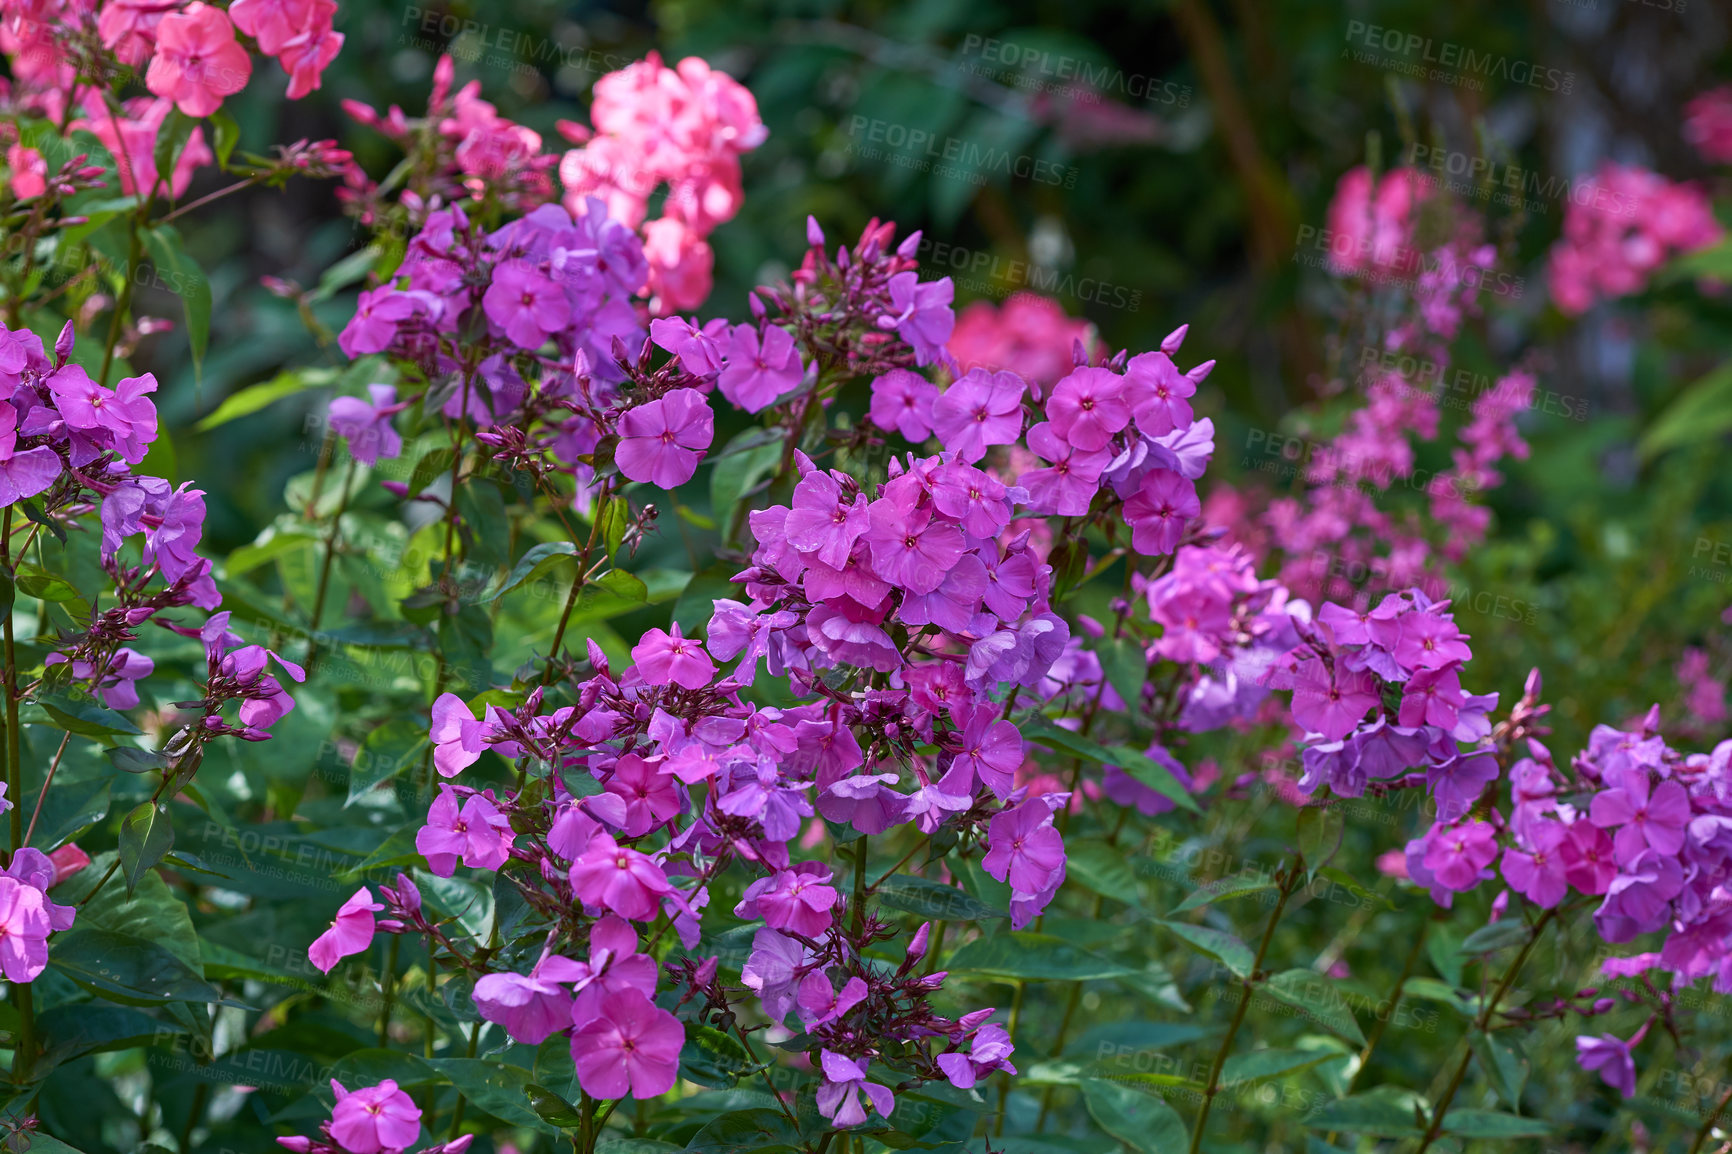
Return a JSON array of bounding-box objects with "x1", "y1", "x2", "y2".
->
[
  {"x1": 559, "y1": 53, "x2": 768, "y2": 314},
  {"x1": 1547, "y1": 163, "x2": 1722, "y2": 315}
]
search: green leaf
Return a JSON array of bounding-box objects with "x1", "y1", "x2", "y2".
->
[
  {"x1": 118, "y1": 802, "x2": 173, "y2": 896},
  {"x1": 527, "y1": 1084, "x2": 583, "y2": 1130},
  {"x1": 310, "y1": 244, "x2": 385, "y2": 303},
  {"x1": 209, "y1": 109, "x2": 240, "y2": 168},
  {"x1": 1459, "y1": 919, "x2": 1532, "y2": 954},
  {"x1": 142, "y1": 224, "x2": 211, "y2": 379},
  {"x1": 196, "y1": 367, "x2": 336, "y2": 432},
  {"x1": 1304, "y1": 1087, "x2": 1427, "y2": 1138},
  {"x1": 1081, "y1": 1078, "x2": 1189, "y2": 1153},
  {"x1": 683, "y1": 1108, "x2": 805, "y2": 1153},
  {"x1": 1295, "y1": 804, "x2": 1344, "y2": 874},
  {"x1": 1020, "y1": 718, "x2": 1197, "y2": 812},
  {"x1": 12, "y1": 562, "x2": 81, "y2": 604},
  {"x1": 1171, "y1": 875, "x2": 1277, "y2": 915},
  {"x1": 1157, "y1": 919, "x2": 1255, "y2": 978},
  {"x1": 56, "y1": 853, "x2": 202, "y2": 972},
  {"x1": 108, "y1": 745, "x2": 169, "y2": 776},
  {"x1": 709, "y1": 428, "x2": 785, "y2": 514},
  {"x1": 35, "y1": 690, "x2": 141, "y2": 736},
  {"x1": 1469, "y1": 1029, "x2": 1530, "y2": 1111},
  {"x1": 346, "y1": 719, "x2": 428, "y2": 805},
  {"x1": 1096, "y1": 635, "x2": 1148, "y2": 713},
  {"x1": 947, "y1": 932, "x2": 1138, "y2": 981},
  {"x1": 49, "y1": 929, "x2": 222, "y2": 1007},
  {"x1": 488, "y1": 541, "x2": 579, "y2": 603},
  {"x1": 1065, "y1": 839, "x2": 1144, "y2": 908},
  {"x1": 598, "y1": 495, "x2": 630, "y2": 559},
  {"x1": 407, "y1": 447, "x2": 456, "y2": 497},
  {"x1": 1260, "y1": 970, "x2": 1368, "y2": 1046},
  {"x1": 1221, "y1": 1047, "x2": 1347, "y2": 1089},
  {"x1": 874, "y1": 874, "x2": 1008, "y2": 922},
  {"x1": 1442, "y1": 1109, "x2": 1551, "y2": 1138},
  {"x1": 1640, "y1": 360, "x2": 1732, "y2": 459},
  {"x1": 679, "y1": 1023, "x2": 765, "y2": 1088},
  {"x1": 152, "y1": 108, "x2": 196, "y2": 190},
  {"x1": 423, "y1": 1059, "x2": 560, "y2": 1135}
]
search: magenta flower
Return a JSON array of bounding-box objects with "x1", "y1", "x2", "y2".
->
[
  {"x1": 784, "y1": 467, "x2": 870, "y2": 570},
  {"x1": 869, "y1": 369, "x2": 939, "y2": 441},
  {"x1": 1420, "y1": 820, "x2": 1498, "y2": 892},
  {"x1": 1398, "y1": 666, "x2": 1465, "y2": 730},
  {"x1": 571, "y1": 987, "x2": 684, "y2": 1100},
  {"x1": 570, "y1": 832, "x2": 674, "y2": 921},
  {"x1": 1046, "y1": 366, "x2": 1130, "y2": 451},
  {"x1": 473, "y1": 954, "x2": 589, "y2": 1044},
  {"x1": 1426, "y1": 750, "x2": 1499, "y2": 820},
  {"x1": 1125, "y1": 351, "x2": 1196, "y2": 437},
  {"x1": 327, "y1": 385, "x2": 404, "y2": 467},
  {"x1": 604, "y1": 753, "x2": 682, "y2": 837},
  {"x1": 1501, "y1": 821, "x2": 1569, "y2": 908},
  {"x1": 339, "y1": 287, "x2": 422, "y2": 357},
  {"x1": 931, "y1": 368, "x2": 1026, "y2": 464},
  {"x1": 0, "y1": 878, "x2": 52, "y2": 983},
  {"x1": 1589, "y1": 771, "x2": 1692, "y2": 865},
  {"x1": 1559, "y1": 823, "x2": 1618, "y2": 896},
  {"x1": 1575, "y1": 1033, "x2": 1639, "y2": 1098},
  {"x1": 1124, "y1": 468, "x2": 1199, "y2": 556},
  {"x1": 882, "y1": 271, "x2": 955, "y2": 365},
  {"x1": 930, "y1": 461, "x2": 1013, "y2": 539},
  {"x1": 948, "y1": 709, "x2": 1023, "y2": 799},
  {"x1": 797, "y1": 972, "x2": 869, "y2": 1031},
  {"x1": 48, "y1": 367, "x2": 158, "y2": 463},
  {"x1": 146, "y1": 2, "x2": 251, "y2": 118},
  {"x1": 630, "y1": 623, "x2": 716, "y2": 689},
  {"x1": 718, "y1": 323, "x2": 804, "y2": 413},
  {"x1": 936, "y1": 1024, "x2": 1017, "y2": 1090},
  {"x1": 1020, "y1": 422, "x2": 1112, "y2": 517},
  {"x1": 415, "y1": 784, "x2": 515, "y2": 876},
  {"x1": 815, "y1": 1050, "x2": 896, "y2": 1128},
  {"x1": 329, "y1": 1079, "x2": 422, "y2": 1154},
  {"x1": 1392, "y1": 610, "x2": 1472, "y2": 673},
  {"x1": 484, "y1": 261, "x2": 572, "y2": 349},
  {"x1": 616, "y1": 388, "x2": 714, "y2": 489},
  {"x1": 308, "y1": 887, "x2": 382, "y2": 974},
  {"x1": 983, "y1": 799, "x2": 1066, "y2": 897},
  {"x1": 1288, "y1": 659, "x2": 1379, "y2": 742},
  {"x1": 1594, "y1": 850, "x2": 1684, "y2": 943},
  {"x1": 735, "y1": 862, "x2": 838, "y2": 937},
  {"x1": 428, "y1": 693, "x2": 522, "y2": 777},
  {"x1": 0, "y1": 402, "x2": 59, "y2": 507},
  {"x1": 864, "y1": 502, "x2": 965, "y2": 595}
]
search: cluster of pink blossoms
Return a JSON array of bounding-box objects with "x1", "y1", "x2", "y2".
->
[
  {"x1": 1546, "y1": 163, "x2": 1722, "y2": 315},
  {"x1": 559, "y1": 53, "x2": 768, "y2": 314},
  {"x1": 1685, "y1": 86, "x2": 1732, "y2": 165},
  {"x1": 947, "y1": 292, "x2": 1099, "y2": 390}
]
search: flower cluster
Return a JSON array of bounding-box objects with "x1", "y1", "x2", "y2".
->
[
  {"x1": 1547, "y1": 163, "x2": 1722, "y2": 315},
  {"x1": 947, "y1": 292, "x2": 1099, "y2": 390},
  {"x1": 558, "y1": 53, "x2": 768, "y2": 314},
  {"x1": 1685, "y1": 86, "x2": 1732, "y2": 166}
]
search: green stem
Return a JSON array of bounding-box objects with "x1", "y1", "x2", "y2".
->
[
  {"x1": 1325, "y1": 916, "x2": 1429, "y2": 1145},
  {"x1": 378, "y1": 935, "x2": 400, "y2": 1048},
  {"x1": 99, "y1": 220, "x2": 144, "y2": 387},
  {"x1": 1413, "y1": 909, "x2": 1554, "y2": 1153},
  {"x1": 1188, "y1": 858, "x2": 1302, "y2": 1154},
  {"x1": 307, "y1": 455, "x2": 358, "y2": 672},
  {"x1": 2, "y1": 509, "x2": 29, "y2": 1084},
  {"x1": 993, "y1": 979, "x2": 1026, "y2": 1137},
  {"x1": 1691, "y1": 1081, "x2": 1732, "y2": 1154}
]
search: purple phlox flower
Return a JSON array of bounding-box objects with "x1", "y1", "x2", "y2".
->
[
  {"x1": 327, "y1": 384, "x2": 405, "y2": 466},
  {"x1": 1589, "y1": 771, "x2": 1692, "y2": 865},
  {"x1": 937, "y1": 1023, "x2": 1017, "y2": 1090},
  {"x1": 329, "y1": 1079, "x2": 422, "y2": 1154},
  {"x1": 717, "y1": 322, "x2": 804, "y2": 413},
  {"x1": 797, "y1": 972, "x2": 868, "y2": 1031},
  {"x1": 815, "y1": 1050, "x2": 895, "y2": 1128},
  {"x1": 415, "y1": 784, "x2": 515, "y2": 876},
  {"x1": 869, "y1": 368, "x2": 939, "y2": 441},
  {"x1": 881, "y1": 271, "x2": 954, "y2": 365},
  {"x1": 931, "y1": 368, "x2": 1025, "y2": 464}
]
